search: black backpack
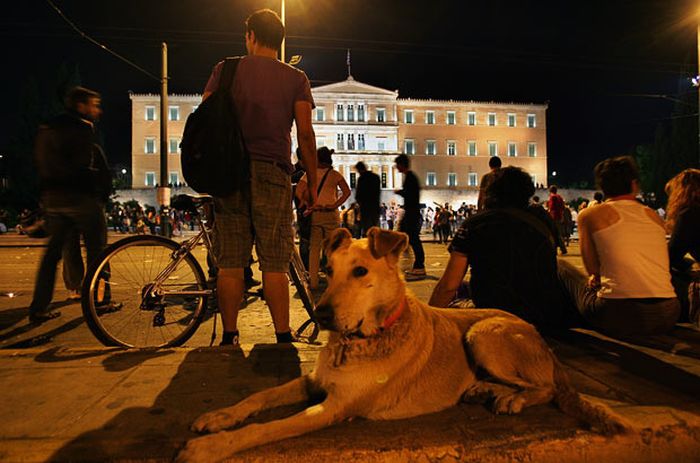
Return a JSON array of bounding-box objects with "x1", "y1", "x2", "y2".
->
[{"x1": 180, "y1": 57, "x2": 249, "y2": 197}]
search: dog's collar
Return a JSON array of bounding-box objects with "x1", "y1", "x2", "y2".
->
[{"x1": 381, "y1": 296, "x2": 407, "y2": 331}]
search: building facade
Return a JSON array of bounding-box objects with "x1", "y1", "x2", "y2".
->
[{"x1": 130, "y1": 77, "x2": 547, "y2": 206}]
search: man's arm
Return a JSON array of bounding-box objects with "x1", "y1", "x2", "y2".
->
[
  {"x1": 429, "y1": 252, "x2": 468, "y2": 307},
  {"x1": 294, "y1": 100, "x2": 317, "y2": 207},
  {"x1": 577, "y1": 209, "x2": 601, "y2": 287},
  {"x1": 332, "y1": 176, "x2": 352, "y2": 209}
]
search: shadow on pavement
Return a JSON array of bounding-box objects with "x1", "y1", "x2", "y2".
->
[
  {"x1": 1, "y1": 315, "x2": 86, "y2": 349},
  {"x1": 48, "y1": 344, "x2": 304, "y2": 462}
]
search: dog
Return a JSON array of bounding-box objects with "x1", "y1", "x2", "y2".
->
[{"x1": 177, "y1": 227, "x2": 631, "y2": 462}]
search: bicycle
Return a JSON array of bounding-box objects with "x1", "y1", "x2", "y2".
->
[{"x1": 81, "y1": 194, "x2": 318, "y2": 348}]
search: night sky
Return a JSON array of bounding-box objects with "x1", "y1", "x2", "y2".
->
[{"x1": 1, "y1": 0, "x2": 697, "y2": 185}]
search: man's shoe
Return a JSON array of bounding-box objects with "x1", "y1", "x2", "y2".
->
[
  {"x1": 29, "y1": 310, "x2": 61, "y2": 324},
  {"x1": 66, "y1": 290, "x2": 81, "y2": 301},
  {"x1": 404, "y1": 268, "x2": 427, "y2": 281}
]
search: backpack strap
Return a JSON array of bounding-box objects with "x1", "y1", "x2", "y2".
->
[
  {"x1": 218, "y1": 57, "x2": 241, "y2": 94},
  {"x1": 317, "y1": 168, "x2": 332, "y2": 196}
]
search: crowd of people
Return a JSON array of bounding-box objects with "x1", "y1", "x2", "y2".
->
[{"x1": 20, "y1": 8, "x2": 698, "y2": 346}]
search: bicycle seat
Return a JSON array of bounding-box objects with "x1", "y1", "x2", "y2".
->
[{"x1": 171, "y1": 194, "x2": 213, "y2": 212}]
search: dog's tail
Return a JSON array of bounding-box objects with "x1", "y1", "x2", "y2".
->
[{"x1": 553, "y1": 359, "x2": 634, "y2": 436}]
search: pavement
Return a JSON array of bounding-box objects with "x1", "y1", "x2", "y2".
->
[{"x1": 1, "y1": 231, "x2": 700, "y2": 462}]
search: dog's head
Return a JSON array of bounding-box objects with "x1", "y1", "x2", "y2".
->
[{"x1": 314, "y1": 226, "x2": 409, "y2": 337}]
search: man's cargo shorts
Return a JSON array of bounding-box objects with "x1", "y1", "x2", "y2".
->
[{"x1": 213, "y1": 160, "x2": 293, "y2": 273}]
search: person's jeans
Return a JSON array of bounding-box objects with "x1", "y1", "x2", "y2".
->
[
  {"x1": 62, "y1": 229, "x2": 84, "y2": 291},
  {"x1": 400, "y1": 211, "x2": 425, "y2": 270},
  {"x1": 30, "y1": 198, "x2": 106, "y2": 315}
]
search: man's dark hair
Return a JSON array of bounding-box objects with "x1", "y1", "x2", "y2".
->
[
  {"x1": 395, "y1": 154, "x2": 410, "y2": 168},
  {"x1": 594, "y1": 156, "x2": 639, "y2": 198},
  {"x1": 593, "y1": 191, "x2": 603, "y2": 202},
  {"x1": 65, "y1": 86, "x2": 100, "y2": 111},
  {"x1": 484, "y1": 166, "x2": 535, "y2": 209},
  {"x1": 549, "y1": 185, "x2": 558, "y2": 194},
  {"x1": 488, "y1": 156, "x2": 502, "y2": 169},
  {"x1": 246, "y1": 9, "x2": 284, "y2": 51},
  {"x1": 317, "y1": 146, "x2": 334, "y2": 166},
  {"x1": 355, "y1": 161, "x2": 367, "y2": 172}
]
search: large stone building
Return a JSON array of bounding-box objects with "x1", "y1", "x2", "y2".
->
[{"x1": 130, "y1": 77, "x2": 547, "y2": 206}]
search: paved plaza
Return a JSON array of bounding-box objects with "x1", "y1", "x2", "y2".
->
[{"x1": 0, "y1": 231, "x2": 699, "y2": 462}]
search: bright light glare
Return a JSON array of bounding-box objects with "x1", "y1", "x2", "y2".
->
[
  {"x1": 121, "y1": 168, "x2": 127, "y2": 174},
  {"x1": 552, "y1": 171, "x2": 557, "y2": 176}
]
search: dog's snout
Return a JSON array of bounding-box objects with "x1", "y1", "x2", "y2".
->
[{"x1": 314, "y1": 303, "x2": 335, "y2": 329}]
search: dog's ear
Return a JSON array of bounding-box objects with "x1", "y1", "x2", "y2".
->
[
  {"x1": 367, "y1": 227, "x2": 408, "y2": 265},
  {"x1": 323, "y1": 227, "x2": 353, "y2": 257}
]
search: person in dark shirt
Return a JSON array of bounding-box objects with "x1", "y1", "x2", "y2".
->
[
  {"x1": 665, "y1": 168, "x2": 700, "y2": 321},
  {"x1": 395, "y1": 154, "x2": 426, "y2": 279},
  {"x1": 354, "y1": 161, "x2": 381, "y2": 237},
  {"x1": 429, "y1": 166, "x2": 577, "y2": 330},
  {"x1": 477, "y1": 156, "x2": 501, "y2": 211}
]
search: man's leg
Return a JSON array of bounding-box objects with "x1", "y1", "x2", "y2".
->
[
  {"x1": 217, "y1": 267, "x2": 245, "y2": 333},
  {"x1": 62, "y1": 229, "x2": 84, "y2": 293},
  {"x1": 262, "y1": 271, "x2": 291, "y2": 336}
]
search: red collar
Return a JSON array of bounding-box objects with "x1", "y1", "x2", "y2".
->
[{"x1": 382, "y1": 297, "x2": 407, "y2": 330}]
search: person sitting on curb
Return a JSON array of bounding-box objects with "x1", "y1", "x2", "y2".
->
[
  {"x1": 429, "y1": 166, "x2": 577, "y2": 331},
  {"x1": 557, "y1": 156, "x2": 680, "y2": 337}
]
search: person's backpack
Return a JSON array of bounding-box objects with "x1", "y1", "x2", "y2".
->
[{"x1": 180, "y1": 57, "x2": 249, "y2": 197}]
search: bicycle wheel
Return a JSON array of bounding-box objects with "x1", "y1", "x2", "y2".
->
[
  {"x1": 82, "y1": 235, "x2": 209, "y2": 348},
  {"x1": 289, "y1": 248, "x2": 319, "y2": 342}
]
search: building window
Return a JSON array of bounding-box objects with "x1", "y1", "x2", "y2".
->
[
  {"x1": 467, "y1": 111, "x2": 476, "y2": 126},
  {"x1": 508, "y1": 142, "x2": 517, "y2": 157},
  {"x1": 426, "y1": 111, "x2": 435, "y2": 125},
  {"x1": 145, "y1": 105, "x2": 156, "y2": 121},
  {"x1": 527, "y1": 114, "x2": 536, "y2": 128},
  {"x1": 347, "y1": 134, "x2": 355, "y2": 150},
  {"x1": 316, "y1": 108, "x2": 325, "y2": 122},
  {"x1": 377, "y1": 139, "x2": 386, "y2": 151},
  {"x1": 377, "y1": 108, "x2": 386, "y2": 122},
  {"x1": 169, "y1": 137, "x2": 180, "y2": 154},
  {"x1": 468, "y1": 140, "x2": 477, "y2": 156},
  {"x1": 337, "y1": 133, "x2": 344, "y2": 150},
  {"x1": 168, "y1": 106, "x2": 180, "y2": 121},
  {"x1": 336, "y1": 104, "x2": 344, "y2": 121},
  {"x1": 349, "y1": 172, "x2": 356, "y2": 188},
  {"x1": 358, "y1": 134, "x2": 365, "y2": 150},
  {"x1": 145, "y1": 137, "x2": 157, "y2": 154},
  {"x1": 381, "y1": 172, "x2": 387, "y2": 188},
  {"x1": 404, "y1": 110, "x2": 414, "y2": 124},
  {"x1": 468, "y1": 173, "x2": 478, "y2": 186},
  {"x1": 405, "y1": 139, "x2": 415, "y2": 155},
  {"x1": 447, "y1": 141, "x2": 456, "y2": 156},
  {"x1": 357, "y1": 104, "x2": 365, "y2": 122},
  {"x1": 528, "y1": 142, "x2": 537, "y2": 157},
  {"x1": 316, "y1": 137, "x2": 326, "y2": 147},
  {"x1": 508, "y1": 113, "x2": 516, "y2": 127},
  {"x1": 488, "y1": 141, "x2": 498, "y2": 157},
  {"x1": 347, "y1": 104, "x2": 354, "y2": 122},
  {"x1": 446, "y1": 111, "x2": 456, "y2": 125},
  {"x1": 145, "y1": 172, "x2": 156, "y2": 187},
  {"x1": 448, "y1": 172, "x2": 457, "y2": 187},
  {"x1": 488, "y1": 113, "x2": 497, "y2": 126},
  {"x1": 426, "y1": 172, "x2": 437, "y2": 186},
  {"x1": 426, "y1": 140, "x2": 436, "y2": 155},
  {"x1": 169, "y1": 172, "x2": 179, "y2": 185}
]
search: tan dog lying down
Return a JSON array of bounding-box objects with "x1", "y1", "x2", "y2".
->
[{"x1": 177, "y1": 227, "x2": 630, "y2": 462}]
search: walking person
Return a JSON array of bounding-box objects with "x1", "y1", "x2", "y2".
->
[
  {"x1": 297, "y1": 147, "x2": 350, "y2": 289},
  {"x1": 394, "y1": 154, "x2": 426, "y2": 280},
  {"x1": 547, "y1": 185, "x2": 568, "y2": 254},
  {"x1": 202, "y1": 9, "x2": 318, "y2": 345},
  {"x1": 29, "y1": 86, "x2": 112, "y2": 323},
  {"x1": 354, "y1": 161, "x2": 380, "y2": 237}
]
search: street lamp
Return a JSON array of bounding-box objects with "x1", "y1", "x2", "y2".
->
[{"x1": 121, "y1": 168, "x2": 127, "y2": 175}]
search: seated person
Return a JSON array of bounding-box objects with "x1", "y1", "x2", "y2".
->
[
  {"x1": 665, "y1": 168, "x2": 700, "y2": 321},
  {"x1": 558, "y1": 156, "x2": 680, "y2": 336},
  {"x1": 429, "y1": 166, "x2": 577, "y2": 331}
]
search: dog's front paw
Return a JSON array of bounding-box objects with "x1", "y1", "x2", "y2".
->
[
  {"x1": 176, "y1": 434, "x2": 225, "y2": 463},
  {"x1": 191, "y1": 409, "x2": 243, "y2": 433},
  {"x1": 493, "y1": 394, "x2": 526, "y2": 415}
]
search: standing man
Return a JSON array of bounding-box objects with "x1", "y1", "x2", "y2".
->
[
  {"x1": 477, "y1": 156, "x2": 502, "y2": 211},
  {"x1": 394, "y1": 154, "x2": 426, "y2": 280},
  {"x1": 547, "y1": 185, "x2": 568, "y2": 254},
  {"x1": 29, "y1": 86, "x2": 111, "y2": 323},
  {"x1": 203, "y1": 9, "x2": 317, "y2": 346},
  {"x1": 354, "y1": 161, "x2": 380, "y2": 236}
]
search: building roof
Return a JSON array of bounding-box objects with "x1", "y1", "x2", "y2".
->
[{"x1": 312, "y1": 77, "x2": 398, "y2": 97}]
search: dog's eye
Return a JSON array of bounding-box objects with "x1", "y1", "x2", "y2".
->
[
  {"x1": 326, "y1": 266, "x2": 333, "y2": 278},
  {"x1": 352, "y1": 266, "x2": 368, "y2": 278}
]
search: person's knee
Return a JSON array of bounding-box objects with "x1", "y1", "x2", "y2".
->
[{"x1": 218, "y1": 267, "x2": 244, "y2": 279}]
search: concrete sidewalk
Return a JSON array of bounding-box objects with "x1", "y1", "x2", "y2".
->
[{"x1": 1, "y1": 330, "x2": 700, "y2": 463}]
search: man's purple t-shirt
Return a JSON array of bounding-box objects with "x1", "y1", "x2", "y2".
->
[{"x1": 204, "y1": 55, "x2": 314, "y2": 174}]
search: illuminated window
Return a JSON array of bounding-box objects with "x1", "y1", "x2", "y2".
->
[
  {"x1": 488, "y1": 113, "x2": 497, "y2": 126},
  {"x1": 169, "y1": 137, "x2": 180, "y2": 154},
  {"x1": 426, "y1": 111, "x2": 435, "y2": 124},
  {"x1": 357, "y1": 104, "x2": 365, "y2": 122},
  {"x1": 336, "y1": 104, "x2": 344, "y2": 121},
  {"x1": 507, "y1": 113, "x2": 516, "y2": 127},
  {"x1": 376, "y1": 108, "x2": 386, "y2": 122},
  {"x1": 358, "y1": 134, "x2": 365, "y2": 150},
  {"x1": 467, "y1": 112, "x2": 476, "y2": 126},
  {"x1": 528, "y1": 142, "x2": 537, "y2": 157},
  {"x1": 426, "y1": 140, "x2": 436, "y2": 155},
  {"x1": 426, "y1": 172, "x2": 437, "y2": 186},
  {"x1": 316, "y1": 108, "x2": 325, "y2": 122},
  {"x1": 404, "y1": 110, "x2": 414, "y2": 124},
  {"x1": 468, "y1": 173, "x2": 478, "y2": 186},
  {"x1": 347, "y1": 104, "x2": 354, "y2": 122},
  {"x1": 488, "y1": 141, "x2": 498, "y2": 157},
  {"x1": 169, "y1": 172, "x2": 179, "y2": 185},
  {"x1": 337, "y1": 134, "x2": 344, "y2": 150},
  {"x1": 448, "y1": 173, "x2": 457, "y2": 186},
  {"x1": 145, "y1": 137, "x2": 157, "y2": 154},
  {"x1": 446, "y1": 111, "x2": 456, "y2": 125},
  {"x1": 468, "y1": 140, "x2": 477, "y2": 156},
  {"x1": 404, "y1": 139, "x2": 415, "y2": 155},
  {"x1": 145, "y1": 172, "x2": 156, "y2": 186},
  {"x1": 447, "y1": 141, "x2": 456, "y2": 156},
  {"x1": 347, "y1": 134, "x2": 355, "y2": 150},
  {"x1": 145, "y1": 105, "x2": 156, "y2": 121},
  {"x1": 527, "y1": 114, "x2": 536, "y2": 128},
  {"x1": 508, "y1": 142, "x2": 517, "y2": 157},
  {"x1": 168, "y1": 106, "x2": 180, "y2": 121}
]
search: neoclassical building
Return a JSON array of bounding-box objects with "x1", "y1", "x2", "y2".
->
[{"x1": 130, "y1": 76, "x2": 547, "y2": 205}]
